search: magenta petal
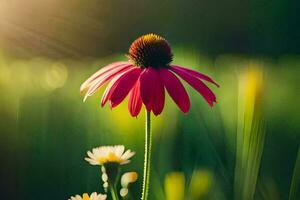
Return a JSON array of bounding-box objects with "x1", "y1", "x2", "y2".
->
[
  {"x1": 139, "y1": 68, "x2": 153, "y2": 111},
  {"x1": 80, "y1": 61, "x2": 130, "y2": 93},
  {"x1": 100, "y1": 67, "x2": 134, "y2": 107},
  {"x1": 171, "y1": 66, "x2": 216, "y2": 107},
  {"x1": 159, "y1": 68, "x2": 190, "y2": 113},
  {"x1": 128, "y1": 80, "x2": 143, "y2": 117},
  {"x1": 140, "y1": 68, "x2": 165, "y2": 115},
  {"x1": 109, "y1": 67, "x2": 142, "y2": 108},
  {"x1": 171, "y1": 65, "x2": 219, "y2": 87},
  {"x1": 151, "y1": 69, "x2": 165, "y2": 116},
  {"x1": 83, "y1": 64, "x2": 132, "y2": 101}
]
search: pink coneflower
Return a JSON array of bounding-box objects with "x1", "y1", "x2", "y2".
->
[
  {"x1": 80, "y1": 34, "x2": 219, "y2": 117},
  {"x1": 80, "y1": 33, "x2": 219, "y2": 200}
]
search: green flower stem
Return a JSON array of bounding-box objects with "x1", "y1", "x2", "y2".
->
[
  {"x1": 110, "y1": 184, "x2": 119, "y2": 200},
  {"x1": 141, "y1": 111, "x2": 152, "y2": 200}
]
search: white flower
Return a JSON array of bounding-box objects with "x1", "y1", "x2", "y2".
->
[
  {"x1": 85, "y1": 145, "x2": 135, "y2": 165},
  {"x1": 120, "y1": 188, "x2": 129, "y2": 197},
  {"x1": 69, "y1": 192, "x2": 106, "y2": 200},
  {"x1": 121, "y1": 172, "x2": 138, "y2": 187}
]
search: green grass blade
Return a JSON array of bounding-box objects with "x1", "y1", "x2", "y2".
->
[
  {"x1": 289, "y1": 148, "x2": 300, "y2": 200},
  {"x1": 234, "y1": 65, "x2": 266, "y2": 200}
]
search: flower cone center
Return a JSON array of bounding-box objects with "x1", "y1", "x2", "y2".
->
[{"x1": 128, "y1": 33, "x2": 173, "y2": 68}]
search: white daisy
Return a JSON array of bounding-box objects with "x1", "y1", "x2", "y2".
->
[
  {"x1": 85, "y1": 145, "x2": 135, "y2": 165},
  {"x1": 69, "y1": 192, "x2": 106, "y2": 200}
]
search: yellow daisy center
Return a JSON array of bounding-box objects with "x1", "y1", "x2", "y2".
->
[
  {"x1": 82, "y1": 193, "x2": 90, "y2": 200},
  {"x1": 97, "y1": 153, "x2": 121, "y2": 164},
  {"x1": 107, "y1": 152, "x2": 121, "y2": 163}
]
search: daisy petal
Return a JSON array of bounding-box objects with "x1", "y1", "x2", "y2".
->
[
  {"x1": 171, "y1": 66, "x2": 216, "y2": 107},
  {"x1": 98, "y1": 194, "x2": 107, "y2": 200},
  {"x1": 85, "y1": 157, "x2": 99, "y2": 165},
  {"x1": 128, "y1": 80, "x2": 143, "y2": 117},
  {"x1": 87, "y1": 151, "x2": 97, "y2": 160},
  {"x1": 159, "y1": 68, "x2": 190, "y2": 113},
  {"x1": 171, "y1": 65, "x2": 219, "y2": 87},
  {"x1": 75, "y1": 195, "x2": 82, "y2": 200},
  {"x1": 80, "y1": 62, "x2": 130, "y2": 93},
  {"x1": 90, "y1": 192, "x2": 97, "y2": 199},
  {"x1": 109, "y1": 67, "x2": 142, "y2": 108},
  {"x1": 121, "y1": 150, "x2": 135, "y2": 160},
  {"x1": 121, "y1": 160, "x2": 131, "y2": 165},
  {"x1": 115, "y1": 145, "x2": 125, "y2": 157}
]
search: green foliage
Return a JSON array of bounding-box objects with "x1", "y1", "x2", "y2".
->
[
  {"x1": 0, "y1": 52, "x2": 299, "y2": 199},
  {"x1": 234, "y1": 66, "x2": 266, "y2": 200}
]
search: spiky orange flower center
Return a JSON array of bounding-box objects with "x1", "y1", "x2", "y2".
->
[{"x1": 128, "y1": 33, "x2": 173, "y2": 68}]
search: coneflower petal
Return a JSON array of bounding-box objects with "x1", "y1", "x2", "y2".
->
[
  {"x1": 128, "y1": 80, "x2": 143, "y2": 117},
  {"x1": 171, "y1": 66, "x2": 216, "y2": 107},
  {"x1": 159, "y1": 68, "x2": 190, "y2": 113},
  {"x1": 83, "y1": 64, "x2": 132, "y2": 102},
  {"x1": 101, "y1": 66, "x2": 140, "y2": 107},
  {"x1": 151, "y1": 68, "x2": 165, "y2": 116},
  {"x1": 140, "y1": 68, "x2": 165, "y2": 115},
  {"x1": 101, "y1": 67, "x2": 136, "y2": 107},
  {"x1": 109, "y1": 67, "x2": 142, "y2": 108},
  {"x1": 171, "y1": 65, "x2": 219, "y2": 87},
  {"x1": 80, "y1": 61, "x2": 130, "y2": 93},
  {"x1": 139, "y1": 68, "x2": 153, "y2": 111}
]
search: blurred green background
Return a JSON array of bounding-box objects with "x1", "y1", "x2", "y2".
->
[{"x1": 0, "y1": 0, "x2": 299, "y2": 200}]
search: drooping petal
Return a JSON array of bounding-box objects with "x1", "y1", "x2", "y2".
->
[
  {"x1": 109, "y1": 67, "x2": 142, "y2": 108},
  {"x1": 100, "y1": 67, "x2": 140, "y2": 107},
  {"x1": 80, "y1": 61, "x2": 130, "y2": 93},
  {"x1": 139, "y1": 68, "x2": 153, "y2": 111},
  {"x1": 151, "y1": 69, "x2": 165, "y2": 115},
  {"x1": 83, "y1": 64, "x2": 132, "y2": 101},
  {"x1": 171, "y1": 66, "x2": 216, "y2": 107},
  {"x1": 171, "y1": 65, "x2": 219, "y2": 87},
  {"x1": 159, "y1": 68, "x2": 190, "y2": 113},
  {"x1": 101, "y1": 69, "x2": 130, "y2": 107},
  {"x1": 128, "y1": 80, "x2": 143, "y2": 117},
  {"x1": 140, "y1": 68, "x2": 165, "y2": 115}
]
